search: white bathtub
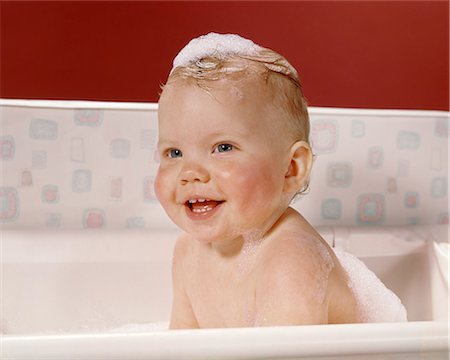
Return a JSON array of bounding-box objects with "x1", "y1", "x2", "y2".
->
[
  {"x1": 1, "y1": 225, "x2": 448, "y2": 359},
  {"x1": 0, "y1": 100, "x2": 448, "y2": 358}
]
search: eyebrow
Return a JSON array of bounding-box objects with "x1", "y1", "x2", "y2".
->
[
  {"x1": 206, "y1": 129, "x2": 250, "y2": 139},
  {"x1": 157, "y1": 139, "x2": 176, "y2": 149},
  {"x1": 157, "y1": 126, "x2": 252, "y2": 150}
]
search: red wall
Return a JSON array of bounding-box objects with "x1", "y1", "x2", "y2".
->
[{"x1": 1, "y1": 1, "x2": 448, "y2": 110}]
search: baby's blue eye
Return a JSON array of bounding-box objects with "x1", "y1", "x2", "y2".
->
[
  {"x1": 168, "y1": 149, "x2": 182, "y2": 158},
  {"x1": 215, "y1": 143, "x2": 234, "y2": 153}
]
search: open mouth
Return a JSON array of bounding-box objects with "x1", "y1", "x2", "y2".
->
[{"x1": 185, "y1": 198, "x2": 225, "y2": 217}]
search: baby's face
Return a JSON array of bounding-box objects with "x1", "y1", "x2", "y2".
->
[{"x1": 155, "y1": 77, "x2": 293, "y2": 247}]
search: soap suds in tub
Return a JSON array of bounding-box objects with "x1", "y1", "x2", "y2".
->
[{"x1": 334, "y1": 249, "x2": 407, "y2": 322}]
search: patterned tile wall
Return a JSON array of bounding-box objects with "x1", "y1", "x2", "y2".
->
[
  {"x1": 1, "y1": 102, "x2": 448, "y2": 229},
  {"x1": 292, "y1": 113, "x2": 448, "y2": 226}
]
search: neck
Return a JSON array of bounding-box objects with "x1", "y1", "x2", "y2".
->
[
  {"x1": 209, "y1": 204, "x2": 291, "y2": 258},
  {"x1": 208, "y1": 236, "x2": 245, "y2": 258}
]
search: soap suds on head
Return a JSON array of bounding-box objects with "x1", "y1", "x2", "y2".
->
[{"x1": 172, "y1": 33, "x2": 262, "y2": 73}]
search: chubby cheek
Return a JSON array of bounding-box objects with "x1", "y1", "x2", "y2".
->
[
  {"x1": 218, "y1": 159, "x2": 282, "y2": 213},
  {"x1": 154, "y1": 168, "x2": 172, "y2": 208}
]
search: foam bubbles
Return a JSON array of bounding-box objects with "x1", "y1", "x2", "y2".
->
[
  {"x1": 172, "y1": 32, "x2": 262, "y2": 72},
  {"x1": 294, "y1": 233, "x2": 334, "y2": 304},
  {"x1": 309, "y1": 238, "x2": 334, "y2": 303},
  {"x1": 334, "y1": 249, "x2": 407, "y2": 322},
  {"x1": 238, "y1": 228, "x2": 264, "y2": 274}
]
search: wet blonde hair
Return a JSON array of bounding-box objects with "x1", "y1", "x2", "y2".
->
[{"x1": 160, "y1": 47, "x2": 311, "y2": 196}]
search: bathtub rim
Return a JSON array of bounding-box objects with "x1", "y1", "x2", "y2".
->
[
  {"x1": 1, "y1": 224, "x2": 441, "y2": 264},
  {"x1": 1, "y1": 320, "x2": 448, "y2": 360},
  {"x1": 1, "y1": 98, "x2": 449, "y2": 119}
]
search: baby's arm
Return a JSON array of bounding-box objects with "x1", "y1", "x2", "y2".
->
[
  {"x1": 169, "y1": 235, "x2": 199, "y2": 329},
  {"x1": 255, "y1": 237, "x2": 332, "y2": 326}
]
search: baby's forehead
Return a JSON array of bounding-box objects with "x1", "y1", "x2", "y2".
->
[
  {"x1": 159, "y1": 75, "x2": 298, "y2": 146},
  {"x1": 164, "y1": 70, "x2": 271, "y2": 104}
]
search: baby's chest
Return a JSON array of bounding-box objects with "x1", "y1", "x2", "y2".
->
[{"x1": 187, "y1": 271, "x2": 257, "y2": 328}]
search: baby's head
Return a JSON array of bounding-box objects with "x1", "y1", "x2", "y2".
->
[
  {"x1": 156, "y1": 33, "x2": 313, "y2": 244},
  {"x1": 163, "y1": 33, "x2": 310, "y2": 154}
]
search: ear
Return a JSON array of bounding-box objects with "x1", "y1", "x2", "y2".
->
[{"x1": 283, "y1": 141, "x2": 313, "y2": 194}]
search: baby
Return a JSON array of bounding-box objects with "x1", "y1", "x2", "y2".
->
[{"x1": 155, "y1": 33, "x2": 407, "y2": 329}]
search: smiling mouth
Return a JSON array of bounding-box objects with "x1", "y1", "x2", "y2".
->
[{"x1": 185, "y1": 198, "x2": 225, "y2": 215}]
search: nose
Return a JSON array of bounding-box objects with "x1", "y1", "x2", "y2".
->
[{"x1": 178, "y1": 161, "x2": 210, "y2": 184}]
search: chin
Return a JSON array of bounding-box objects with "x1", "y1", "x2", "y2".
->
[
  {"x1": 186, "y1": 230, "x2": 221, "y2": 243},
  {"x1": 183, "y1": 227, "x2": 235, "y2": 244}
]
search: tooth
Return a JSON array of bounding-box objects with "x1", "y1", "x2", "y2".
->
[
  {"x1": 198, "y1": 198, "x2": 206, "y2": 202},
  {"x1": 189, "y1": 199, "x2": 197, "y2": 204},
  {"x1": 193, "y1": 205, "x2": 213, "y2": 213}
]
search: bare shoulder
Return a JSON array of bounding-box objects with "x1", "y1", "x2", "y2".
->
[
  {"x1": 253, "y1": 209, "x2": 335, "y2": 325},
  {"x1": 173, "y1": 232, "x2": 191, "y2": 259},
  {"x1": 257, "y1": 208, "x2": 361, "y2": 325},
  {"x1": 174, "y1": 231, "x2": 201, "y2": 260},
  {"x1": 260, "y1": 208, "x2": 335, "y2": 279},
  {"x1": 172, "y1": 232, "x2": 197, "y2": 281},
  {"x1": 170, "y1": 232, "x2": 199, "y2": 329},
  {"x1": 260, "y1": 229, "x2": 334, "y2": 290}
]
